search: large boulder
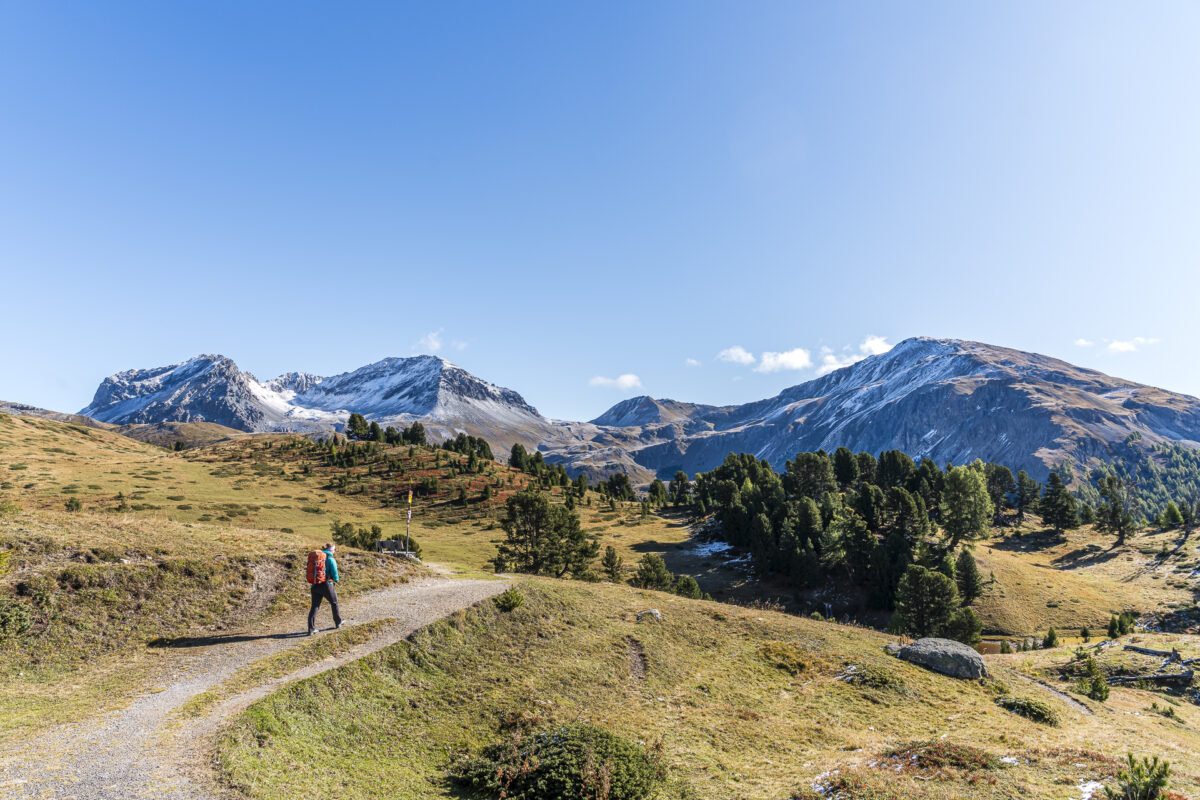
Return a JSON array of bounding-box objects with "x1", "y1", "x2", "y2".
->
[{"x1": 897, "y1": 637, "x2": 988, "y2": 679}]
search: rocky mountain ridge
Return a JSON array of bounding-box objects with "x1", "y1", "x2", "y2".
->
[{"x1": 71, "y1": 338, "x2": 1200, "y2": 486}]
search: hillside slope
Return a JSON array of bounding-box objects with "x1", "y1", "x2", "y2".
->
[{"x1": 217, "y1": 579, "x2": 1200, "y2": 800}]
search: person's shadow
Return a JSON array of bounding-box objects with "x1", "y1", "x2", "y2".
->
[{"x1": 148, "y1": 631, "x2": 311, "y2": 648}]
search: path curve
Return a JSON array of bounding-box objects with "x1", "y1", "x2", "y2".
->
[
  {"x1": 0, "y1": 576, "x2": 507, "y2": 800},
  {"x1": 1009, "y1": 671, "x2": 1094, "y2": 715}
]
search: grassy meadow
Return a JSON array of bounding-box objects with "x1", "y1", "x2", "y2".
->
[
  {"x1": 218, "y1": 579, "x2": 1200, "y2": 800},
  {"x1": 3, "y1": 410, "x2": 1200, "y2": 798}
]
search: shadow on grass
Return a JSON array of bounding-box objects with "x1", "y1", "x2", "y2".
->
[
  {"x1": 148, "y1": 630, "x2": 311, "y2": 648},
  {"x1": 629, "y1": 539, "x2": 688, "y2": 553},
  {"x1": 1050, "y1": 544, "x2": 1123, "y2": 569}
]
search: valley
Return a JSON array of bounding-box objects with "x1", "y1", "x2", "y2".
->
[{"x1": 2, "y1": 405, "x2": 1199, "y2": 798}]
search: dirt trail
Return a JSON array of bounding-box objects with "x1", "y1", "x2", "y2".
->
[
  {"x1": 1009, "y1": 671, "x2": 1094, "y2": 715},
  {"x1": 0, "y1": 576, "x2": 507, "y2": 800}
]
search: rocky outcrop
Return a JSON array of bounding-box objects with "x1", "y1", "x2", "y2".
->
[{"x1": 897, "y1": 637, "x2": 988, "y2": 679}]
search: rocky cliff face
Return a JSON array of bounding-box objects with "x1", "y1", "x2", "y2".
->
[{"x1": 80, "y1": 355, "x2": 285, "y2": 430}]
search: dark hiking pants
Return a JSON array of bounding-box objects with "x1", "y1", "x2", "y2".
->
[{"x1": 308, "y1": 581, "x2": 342, "y2": 632}]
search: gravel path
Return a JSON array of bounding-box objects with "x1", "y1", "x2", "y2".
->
[{"x1": 0, "y1": 575, "x2": 507, "y2": 800}]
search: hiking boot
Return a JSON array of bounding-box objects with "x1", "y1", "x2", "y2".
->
[
  {"x1": 334, "y1": 621, "x2": 344, "y2": 630},
  {"x1": 307, "y1": 629, "x2": 316, "y2": 636}
]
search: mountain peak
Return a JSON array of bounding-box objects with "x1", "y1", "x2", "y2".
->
[{"x1": 80, "y1": 352, "x2": 544, "y2": 438}]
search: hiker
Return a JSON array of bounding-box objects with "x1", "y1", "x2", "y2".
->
[{"x1": 306, "y1": 542, "x2": 343, "y2": 635}]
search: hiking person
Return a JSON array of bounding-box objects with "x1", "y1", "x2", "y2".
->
[{"x1": 306, "y1": 542, "x2": 343, "y2": 635}]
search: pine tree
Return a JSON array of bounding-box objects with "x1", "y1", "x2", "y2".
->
[
  {"x1": 346, "y1": 413, "x2": 369, "y2": 440},
  {"x1": 1163, "y1": 501, "x2": 1183, "y2": 528},
  {"x1": 1042, "y1": 626, "x2": 1058, "y2": 648},
  {"x1": 833, "y1": 446, "x2": 859, "y2": 489},
  {"x1": 630, "y1": 553, "x2": 673, "y2": 591},
  {"x1": 947, "y1": 606, "x2": 983, "y2": 646},
  {"x1": 1107, "y1": 614, "x2": 1120, "y2": 639},
  {"x1": 494, "y1": 489, "x2": 598, "y2": 578},
  {"x1": 1014, "y1": 470, "x2": 1040, "y2": 524},
  {"x1": 999, "y1": 639, "x2": 1013, "y2": 654},
  {"x1": 893, "y1": 565, "x2": 960, "y2": 638},
  {"x1": 955, "y1": 548, "x2": 984, "y2": 605},
  {"x1": 600, "y1": 545, "x2": 623, "y2": 581},
  {"x1": 672, "y1": 575, "x2": 703, "y2": 599},
  {"x1": 648, "y1": 479, "x2": 669, "y2": 507},
  {"x1": 669, "y1": 471, "x2": 690, "y2": 506},
  {"x1": 1081, "y1": 626, "x2": 1090, "y2": 643},
  {"x1": 984, "y1": 464, "x2": 1016, "y2": 522},
  {"x1": 1040, "y1": 472, "x2": 1079, "y2": 533},
  {"x1": 940, "y1": 464, "x2": 994, "y2": 548},
  {"x1": 1096, "y1": 474, "x2": 1137, "y2": 545}
]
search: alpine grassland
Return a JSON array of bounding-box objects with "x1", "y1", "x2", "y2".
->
[
  {"x1": 5, "y1": 410, "x2": 1200, "y2": 799},
  {"x1": 217, "y1": 579, "x2": 1200, "y2": 800}
]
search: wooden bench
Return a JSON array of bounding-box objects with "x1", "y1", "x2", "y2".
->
[{"x1": 375, "y1": 539, "x2": 421, "y2": 560}]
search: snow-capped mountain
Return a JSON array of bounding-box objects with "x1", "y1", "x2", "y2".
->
[
  {"x1": 77, "y1": 338, "x2": 1200, "y2": 487},
  {"x1": 80, "y1": 354, "x2": 576, "y2": 450},
  {"x1": 548, "y1": 337, "x2": 1200, "y2": 481}
]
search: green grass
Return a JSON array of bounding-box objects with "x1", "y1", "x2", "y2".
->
[
  {"x1": 178, "y1": 618, "x2": 395, "y2": 718},
  {"x1": 216, "y1": 579, "x2": 1200, "y2": 800}
]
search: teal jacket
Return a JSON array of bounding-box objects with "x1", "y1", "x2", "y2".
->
[{"x1": 322, "y1": 549, "x2": 340, "y2": 582}]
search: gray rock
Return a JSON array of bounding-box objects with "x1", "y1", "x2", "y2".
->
[
  {"x1": 898, "y1": 637, "x2": 988, "y2": 679},
  {"x1": 637, "y1": 609, "x2": 662, "y2": 623},
  {"x1": 884, "y1": 643, "x2": 903, "y2": 656}
]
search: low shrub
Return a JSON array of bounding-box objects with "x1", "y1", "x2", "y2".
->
[
  {"x1": 0, "y1": 596, "x2": 33, "y2": 638},
  {"x1": 794, "y1": 773, "x2": 901, "y2": 800},
  {"x1": 883, "y1": 740, "x2": 1001, "y2": 771},
  {"x1": 996, "y1": 696, "x2": 1060, "y2": 726},
  {"x1": 450, "y1": 723, "x2": 666, "y2": 800},
  {"x1": 841, "y1": 663, "x2": 906, "y2": 692},
  {"x1": 494, "y1": 587, "x2": 524, "y2": 612},
  {"x1": 1105, "y1": 752, "x2": 1170, "y2": 799},
  {"x1": 757, "y1": 641, "x2": 813, "y2": 676}
]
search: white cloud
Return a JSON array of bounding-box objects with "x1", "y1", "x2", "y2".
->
[
  {"x1": 717, "y1": 346, "x2": 756, "y2": 366},
  {"x1": 859, "y1": 335, "x2": 893, "y2": 356},
  {"x1": 1108, "y1": 337, "x2": 1158, "y2": 353},
  {"x1": 451, "y1": 340, "x2": 468, "y2": 351},
  {"x1": 755, "y1": 348, "x2": 812, "y2": 373},
  {"x1": 814, "y1": 335, "x2": 894, "y2": 376},
  {"x1": 589, "y1": 373, "x2": 643, "y2": 391},
  {"x1": 816, "y1": 351, "x2": 863, "y2": 376},
  {"x1": 416, "y1": 329, "x2": 444, "y2": 353},
  {"x1": 1074, "y1": 338, "x2": 1094, "y2": 347},
  {"x1": 684, "y1": 358, "x2": 701, "y2": 367}
]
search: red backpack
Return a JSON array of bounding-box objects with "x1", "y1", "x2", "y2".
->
[{"x1": 306, "y1": 550, "x2": 328, "y2": 584}]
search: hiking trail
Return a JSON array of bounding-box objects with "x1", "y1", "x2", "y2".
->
[{"x1": 0, "y1": 575, "x2": 507, "y2": 800}]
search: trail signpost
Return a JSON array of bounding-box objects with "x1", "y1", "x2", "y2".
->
[{"x1": 406, "y1": 487, "x2": 413, "y2": 553}]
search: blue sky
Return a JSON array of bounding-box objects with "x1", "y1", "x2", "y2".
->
[{"x1": 2, "y1": 2, "x2": 1198, "y2": 421}]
